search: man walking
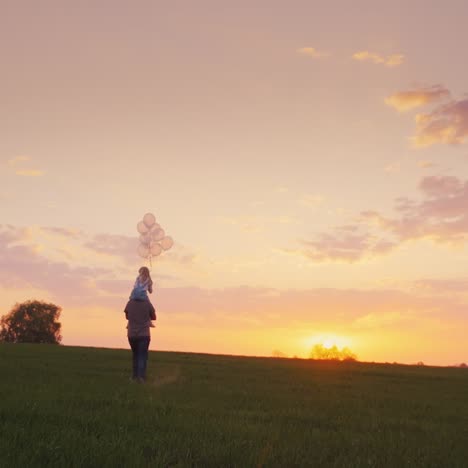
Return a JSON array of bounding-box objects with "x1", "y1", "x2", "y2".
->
[{"x1": 124, "y1": 298, "x2": 156, "y2": 382}]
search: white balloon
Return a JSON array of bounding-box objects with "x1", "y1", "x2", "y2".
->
[
  {"x1": 150, "y1": 243, "x2": 162, "y2": 256},
  {"x1": 139, "y1": 233, "x2": 152, "y2": 245},
  {"x1": 151, "y1": 228, "x2": 165, "y2": 242},
  {"x1": 160, "y1": 236, "x2": 174, "y2": 251},
  {"x1": 137, "y1": 221, "x2": 149, "y2": 234},
  {"x1": 137, "y1": 244, "x2": 150, "y2": 258},
  {"x1": 143, "y1": 213, "x2": 156, "y2": 227}
]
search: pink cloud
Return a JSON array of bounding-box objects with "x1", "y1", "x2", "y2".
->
[
  {"x1": 413, "y1": 98, "x2": 468, "y2": 147},
  {"x1": 7, "y1": 156, "x2": 45, "y2": 177},
  {"x1": 84, "y1": 233, "x2": 137, "y2": 261},
  {"x1": 385, "y1": 85, "x2": 450, "y2": 112},
  {"x1": 0, "y1": 224, "x2": 193, "y2": 312},
  {"x1": 40, "y1": 226, "x2": 83, "y2": 239},
  {"x1": 386, "y1": 84, "x2": 468, "y2": 147},
  {"x1": 300, "y1": 175, "x2": 468, "y2": 263},
  {"x1": 0, "y1": 225, "x2": 134, "y2": 307},
  {"x1": 15, "y1": 169, "x2": 45, "y2": 177},
  {"x1": 0, "y1": 225, "x2": 29, "y2": 244},
  {"x1": 419, "y1": 175, "x2": 463, "y2": 198},
  {"x1": 353, "y1": 51, "x2": 404, "y2": 67},
  {"x1": 297, "y1": 47, "x2": 330, "y2": 58},
  {"x1": 412, "y1": 278, "x2": 468, "y2": 294},
  {"x1": 300, "y1": 230, "x2": 396, "y2": 263},
  {"x1": 384, "y1": 176, "x2": 468, "y2": 242},
  {"x1": 0, "y1": 226, "x2": 110, "y2": 297}
]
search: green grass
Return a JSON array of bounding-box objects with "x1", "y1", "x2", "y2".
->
[{"x1": 1, "y1": 344, "x2": 468, "y2": 467}]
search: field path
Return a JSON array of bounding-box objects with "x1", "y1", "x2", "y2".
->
[{"x1": 151, "y1": 365, "x2": 181, "y2": 388}]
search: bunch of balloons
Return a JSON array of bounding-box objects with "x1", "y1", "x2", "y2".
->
[{"x1": 137, "y1": 212, "x2": 173, "y2": 267}]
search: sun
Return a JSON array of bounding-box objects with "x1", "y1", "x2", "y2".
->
[
  {"x1": 303, "y1": 333, "x2": 352, "y2": 351},
  {"x1": 322, "y1": 339, "x2": 335, "y2": 349}
]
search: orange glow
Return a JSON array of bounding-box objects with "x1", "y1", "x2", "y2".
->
[{"x1": 303, "y1": 334, "x2": 353, "y2": 352}]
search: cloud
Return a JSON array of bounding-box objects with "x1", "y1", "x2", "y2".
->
[
  {"x1": 418, "y1": 160, "x2": 436, "y2": 169},
  {"x1": 84, "y1": 233, "x2": 137, "y2": 261},
  {"x1": 6, "y1": 155, "x2": 45, "y2": 177},
  {"x1": 381, "y1": 176, "x2": 468, "y2": 243},
  {"x1": 384, "y1": 162, "x2": 401, "y2": 173},
  {"x1": 298, "y1": 194, "x2": 325, "y2": 208},
  {"x1": 413, "y1": 98, "x2": 468, "y2": 147},
  {"x1": 386, "y1": 84, "x2": 468, "y2": 147},
  {"x1": 418, "y1": 175, "x2": 462, "y2": 198},
  {"x1": 412, "y1": 278, "x2": 468, "y2": 294},
  {"x1": 299, "y1": 228, "x2": 396, "y2": 263},
  {"x1": 391, "y1": 175, "x2": 468, "y2": 242},
  {"x1": 15, "y1": 170, "x2": 45, "y2": 177},
  {"x1": 352, "y1": 311, "x2": 412, "y2": 330},
  {"x1": 0, "y1": 224, "x2": 185, "y2": 310},
  {"x1": 385, "y1": 85, "x2": 450, "y2": 112},
  {"x1": 0, "y1": 225, "x2": 28, "y2": 244},
  {"x1": 218, "y1": 216, "x2": 263, "y2": 233},
  {"x1": 298, "y1": 175, "x2": 468, "y2": 263},
  {"x1": 217, "y1": 214, "x2": 299, "y2": 233},
  {"x1": 352, "y1": 51, "x2": 404, "y2": 67},
  {"x1": 8, "y1": 156, "x2": 30, "y2": 166},
  {"x1": 0, "y1": 223, "x2": 196, "y2": 309},
  {"x1": 159, "y1": 249, "x2": 198, "y2": 266},
  {"x1": 40, "y1": 226, "x2": 82, "y2": 238},
  {"x1": 297, "y1": 47, "x2": 330, "y2": 58},
  {"x1": 0, "y1": 225, "x2": 112, "y2": 305}
]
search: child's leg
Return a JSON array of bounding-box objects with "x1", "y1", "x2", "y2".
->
[
  {"x1": 146, "y1": 296, "x2": 155, "y2": 327},
  {"x1": 131, "y1": 289, "x2": 147, "y2": 301}
]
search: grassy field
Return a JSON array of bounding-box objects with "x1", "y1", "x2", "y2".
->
[{"x1": 1, "y1": 344, "x2": 467, "y2": 467}]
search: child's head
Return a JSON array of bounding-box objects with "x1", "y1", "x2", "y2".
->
[{"x1": 138, "y1": 266, "x2": 150, "y2": 279}]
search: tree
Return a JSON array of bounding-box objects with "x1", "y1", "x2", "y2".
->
[
  {"x1": 309, "y1": 344, "x2": 357, "y2": 361},
  {"x1": 0, "y1": 300, "x2": 62, "y2": 344}
]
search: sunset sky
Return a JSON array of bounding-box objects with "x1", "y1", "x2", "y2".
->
[{"x1": 2, "y1": 1, "x2": 468, "y2": 365}]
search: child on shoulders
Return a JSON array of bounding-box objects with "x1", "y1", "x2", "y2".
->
[{"x1": 129, "y1": 266, "x2": 155, "y2": 327}]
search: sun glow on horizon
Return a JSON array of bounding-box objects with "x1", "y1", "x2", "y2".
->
[
  {"x1": 322, "y1": 339, "x2": 335, "y2": 349},
  {"x1": 303, "y1": 334, "x2": 354, "y2": 352}
]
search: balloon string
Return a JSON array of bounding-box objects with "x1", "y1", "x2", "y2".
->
[{"x1": 149, "y1": 238, "x2": 153, "y2": 270}]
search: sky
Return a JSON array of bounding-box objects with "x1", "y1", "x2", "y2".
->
[{"x1": 1, "y1": 0, "x2": 468, "y2": 365}]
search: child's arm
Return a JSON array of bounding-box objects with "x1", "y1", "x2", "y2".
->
[{"x1": 148, "y1": 281, "x2": 153, "y2": 294}]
